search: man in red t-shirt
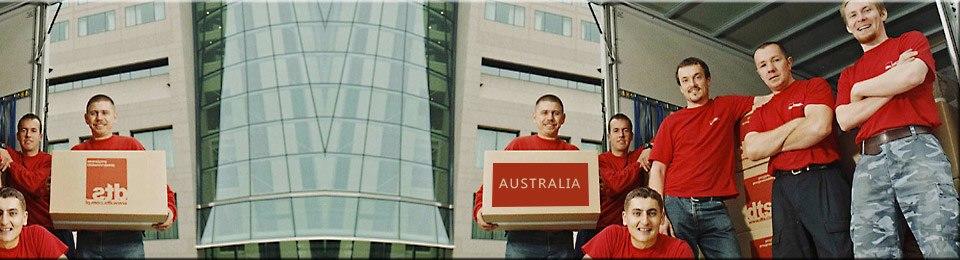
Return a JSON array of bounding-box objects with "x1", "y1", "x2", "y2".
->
[
  {"x1": 573, "y1": 113, "x2": 652, "y2": 258},
  {"x1": 71, "y1": 94, "x2": 178, "y2": 258},
  {"x1": 0, "y1": 187, "x2": 67, "y2": 258},
  {"x1": 0, "y1": 114, "x2": 74, "y2": 257},
  {"x1": 582, "y1": 187, "x2": 692, "y2": 258},
  {"x1": 647, "y1": 57, "x2": 766, "y2": 258},
  {"x1": 742, "y1": 42, "x2": 852, "y2": 257},
  {"x1": 834, "y1": 1, "x2": 959, "y2": 257},
  {"x1": 474, "y1": 94, "x2": 579, "y2": 258}
]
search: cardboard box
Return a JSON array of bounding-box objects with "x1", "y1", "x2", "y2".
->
[
  {"x1": 740, "y1": 163, "x2": 774, "y2": 232},
  {"x1": 748, "y1": 227, "x2": 774, "y2": 258},
  {"x1": 481, "y1": 150, "x2": 599, "y2": 230},
  {"x1": 49, "y1": 151, "x2": 168, "y2": 231},
  {"x1": 935, "y1": 100, "x2": 959, "y2": 179}
]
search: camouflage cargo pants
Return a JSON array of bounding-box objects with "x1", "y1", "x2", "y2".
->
[{"x1": 851, "y1": 133, "x2": 960, "y2": 257}]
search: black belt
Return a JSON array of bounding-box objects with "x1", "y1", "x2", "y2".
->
[
  {"x1": 861, "y1": 125, "x2": 932, "y2": 155},
  {"x1": 678, "y1": 196, "x2": 730, "y2": 202},
  {"x1": 773, "y1": 162, "x2": 837, "y2": 176}
]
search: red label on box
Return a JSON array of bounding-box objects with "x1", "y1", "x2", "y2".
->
[
  {"x1": 742, "y1": 172, "x2": 774, "y2": 225},
  {"x1": 751, "y1": 235, "x2": 773, "y2": 257},
  {"x1": 85, "y1": 158, "x2": 128, "y2": 205},
  {"x1": 491, "y1": 163, "x2": 589, "y2": 207}
]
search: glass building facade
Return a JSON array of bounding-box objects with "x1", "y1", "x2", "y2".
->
[{"x1": 193, "y1": 1, "x2": 455, "y2": 257}]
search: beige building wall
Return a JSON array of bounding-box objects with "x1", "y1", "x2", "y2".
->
[
  {"x1": 452, "y1": 1, "x2": 605, "y2": 257},
  {"x1": 45, "y1": 1, "x2": 197, "y2": 257}
]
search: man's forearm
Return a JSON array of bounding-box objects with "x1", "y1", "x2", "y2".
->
[
  {"x1": 649, "y1": 162, "x2": 666, "y2": 196},
  {"x1": 836, "y1": 97, "x2": 890, "y2": 131},
  {"x1": 781, "y1": 105, "x2": 833, "y2": 151},
  {"x1": 742, "y1": 119, "x2": 802, "y2": 160},
  {"x1": 853, "y1": 59, "x2": 927, "y2": 98}
]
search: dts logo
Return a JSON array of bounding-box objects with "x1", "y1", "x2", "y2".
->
[
  {"x1": 743, "y1": 201, "x2": 772, "y2": 223},
  {"x1": 85, "y1": 158, "x2": 128, "y2": 205}
]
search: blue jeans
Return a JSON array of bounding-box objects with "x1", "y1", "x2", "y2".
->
[
  {"x1": 76, "y1": 231, "x2": 144, "y2": 258},
  {"x1": 664, "y1": 195, "x2": 741, "y2": 258},
  {"x1": 851, "y1": 133, "x2": 959, "y2": 258},
  {"x1": 505, "y1": 230, "x2": 574, "y2": 258}
]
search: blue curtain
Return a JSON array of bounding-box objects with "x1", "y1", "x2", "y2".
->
[
  {"x1": 631, "y1": 95, "x2": 677, "y2": 149},
  {"x1": 0, "y1": 95, "x2": 16, "y2": 148}
]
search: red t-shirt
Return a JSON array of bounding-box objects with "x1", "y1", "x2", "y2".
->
[
  {"x1": 746, "y1": 78, "x2": 840, "y2": 172},
  {"x1": 473, "y1": 135, "x2": 579, "y2": 222},
  {"x1": 71, "y1": 135, "x2": 178, "y2": 222},
  {"x1": 0, "y1": 225, "x2": 68, "y2": 258},
  {"x1": 4, "y1": 148, "x2": 53, "y2": 228},
  {"x1": 582, "y1": 225, "x2": 693, "y2": 258},
  {"x1": 649, "y1": 96, "x2": 754, "y2": 197},
  {"x1": 837, "y1": 31, "x2": 940, "y2": 144},
  {"x1": 597, "y1": 149, "x2": 645, "y2": 228}
]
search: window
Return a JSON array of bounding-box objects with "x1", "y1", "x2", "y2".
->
[
  {"x1": 132, "y1": 127, "x2": 178, "y2": 240},
  {"x1": 580, "y1": 139, "x2": 604, "y2": 152},
  {"x1": 479, "y1": 65, "x2": 601, "y2": 93},
  {"x1": 125, "y1": 2, "x2": 165, "y2": 27},
  {"x1": 484, "y1": 2, "x2": 524, "y2": 27},
  {"x1": 471, "y1": 127, "x2": 518, "y2": 240},
  {"x1": 534, "y1": 11, "x2": 571, "y2": 36},
  {"x1": 582, "y1": 20, "x2": 601, "y2": 43},
  {"x1": 45, "y1": 139, "x2": 71, "y2": 151},
  {"x1": 48, "y1": 64, "x2": 170, "y2": 93},
  {"x1": 50, "y1": 21, "x2": 68, "y2": 42},
  {"x1": 78, "y1": 11, "x2": 115, "y2": 36}
]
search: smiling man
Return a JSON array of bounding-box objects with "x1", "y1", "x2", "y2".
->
[
  {"x1": 70, "y1": 94, "x2": 178, "y2": 258},
  {"x1": 741, "y1": 42, "x2": 852, "y2": 257},
  {"x1": 581, "y1": 187, "x2": 692, "y2": 258},
  {"x1": 647, "y1": 57, "x2": 768, "y2": 258},
  {"x1": 0, "y1": 187, "x2": 67, "y2": 258},
  {"x1": 834, "y1": 0, "x2": 959, "y2": 257},
  {"x1": 474, "y1": 94, "x2": 580, "y2": 258},
  {"x1": 0, "y1": 114, "x2": 75, "y2": 257}
]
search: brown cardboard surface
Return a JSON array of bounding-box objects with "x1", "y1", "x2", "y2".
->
[
  {"x1": 481, "y1": 150, "x2": 600, "y2": 231},
  {"x1": 49, "y1": 151, "x2": 168, "y2": 231},
  {"x1": 935, "y1": 100, "x2": 959, "y2": 179}
]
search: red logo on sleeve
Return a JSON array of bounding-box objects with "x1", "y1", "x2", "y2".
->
[{"x1": 85, "y1": 158, "x2": 128, "y2": 205}]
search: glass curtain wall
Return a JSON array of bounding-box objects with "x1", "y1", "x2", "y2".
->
[{"x1": 193, "y1": 1, "x2": 456, "y2": 257}]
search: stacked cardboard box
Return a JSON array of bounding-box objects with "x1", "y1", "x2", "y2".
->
[{"x1": 728, "y1": 156, "x2": 773, "y2": 258}]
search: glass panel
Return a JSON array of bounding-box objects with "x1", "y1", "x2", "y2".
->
[
  {"x1": 363, "y1": 122, "x2": 401, "y2": 158},
  {"x1": 267, "y1": 2, "x2": 296, "y2": 24},
  {"x1": 248, "y1": 121, "x2": 285, "y2": 159},
  {"x1": 380, "y1": 3, "x2": 407, "y2": 30},
  {"x1": 333, "y1": 85, "x2": 371, "y2": 119},
  {"x1": 217, "y1": 126, "x2": 249, "y2": 164},
  {"x1": 287, "y1": 154, "x2": 361, "y2": 192},
  {"x1": 242, "y1": 2, "x2": 270, "y2": 30},
  {"x1": 282, "y1": 118, "x2": 322, "y2": 155},
  {"x1": 360, "y1": 156, "x2": 400, "y2": 195},
  {"x1": 404, "y1": 64, "x2": 428, "y2": 98},
  {"x1": 251, "y1": 199, "x2": 294, "y2": 238},
  {"x1": 399, "y1": 203, "x2": 437, "y2": 243},
  {"x1": 376, "y1": 28, "x2": 405, "y2": 60},
  {"x1": 348, "y1": 24, "x2": 379, "y2": 55},
  {"x1": 367, "y1": 89, "x2": 402, "y2": 124},
  {"x1": 219, "y1": 94, "x2": 247, "y2": 130},
  {"x1": 312, "y1": 84, "x2": 338, "y2": 117},
  {"x1": 271, "y1": 24, "x2": 302, "y2": 55},
  {"x1": 355, "y1": 199, "x2": 399, "y2": 239},
  {"x1": 244, "y1": 28, "x2": 274, "y2": 60},
  {"x1": 275, "y1": 54, "x2": 307, "y2": 86},
  {"x1": 294, "y1": 2, "x2": 322, "y2": 22},
  {"x1": 400, "y1": 161, "x2": 433, "y2": 200},
  {"x1": 249, "y1": 156, "x2": 289, "y2": 195},
  {"x1": 222, "y1": 63, "x2": 246, "y2": 98},
  {"x1": 223, "y1": 34, "x2": 246, "y2": 67},
  {"x1": 292, "y1": 197, "x2": 357, "y2": 236},
  {"x1": 402, "y1": 95, "x2": 429, "y2": 130},
  {"x1": 278, "y1": 85, "x2": 316, "y2": 119},
  {"x1": 212, "y1": 202, "x2": 250, "y2": 242},
  {"x1": 245, "y1": 57, "x2": 278, "y2": 90},
  {"x1": 215, "y1": 161, "x2": 249, "y2": 200},
  {"x1": 304, "y1": 53, "x2": 344, "y2": 84},
  {"x1": 248, "y1": 89, "x2": 282, "y2": 124},
  {"x1": 300, "y1": 22, "x2": 350, "y2": 52},
  {"x1": 327, "y1": 118, "x2": 366, "y2": 154},
  {"x1": 353, "y1": 2, "x2": 382, "y2": 24},
  {"x1": 342, "y1": 54, "x2": 375, "y2": 86}
]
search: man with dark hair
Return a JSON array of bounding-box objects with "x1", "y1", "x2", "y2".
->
[
  {"x1": 0, "y1": 113, "x2": 75, "y2": 257},
  {"x1": 573, "y1": 113, "x2": 652, "y2": 258},
  {"x1": 70, "y1": 94, "x2": 178, "y2": 258},
  {"x1": 648, "y1": 57, "x2": 767, "y2": 257},
  {"x1": 0, "y1": 187, "x2": 67, "y2": 258},
  {"x1": 742, "y1": 42, "x2": 852, "y2": 257},
  {"x1": 474, "y1": 93, "x2": 579, "y2": 258},
  {"x1": 834, "y1": 0, "x2": 959, "y2": 257},
  {"x1": 581, "y1": 187, "x2": 692, "y2": 258}
]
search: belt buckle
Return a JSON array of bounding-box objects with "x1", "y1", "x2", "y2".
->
[
  {"x1": 789, "y1": 166, "x2": 809, "y2": 175},
  {"x1": 689, "y1": 197, "x2": 701, "y2": 202}
]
